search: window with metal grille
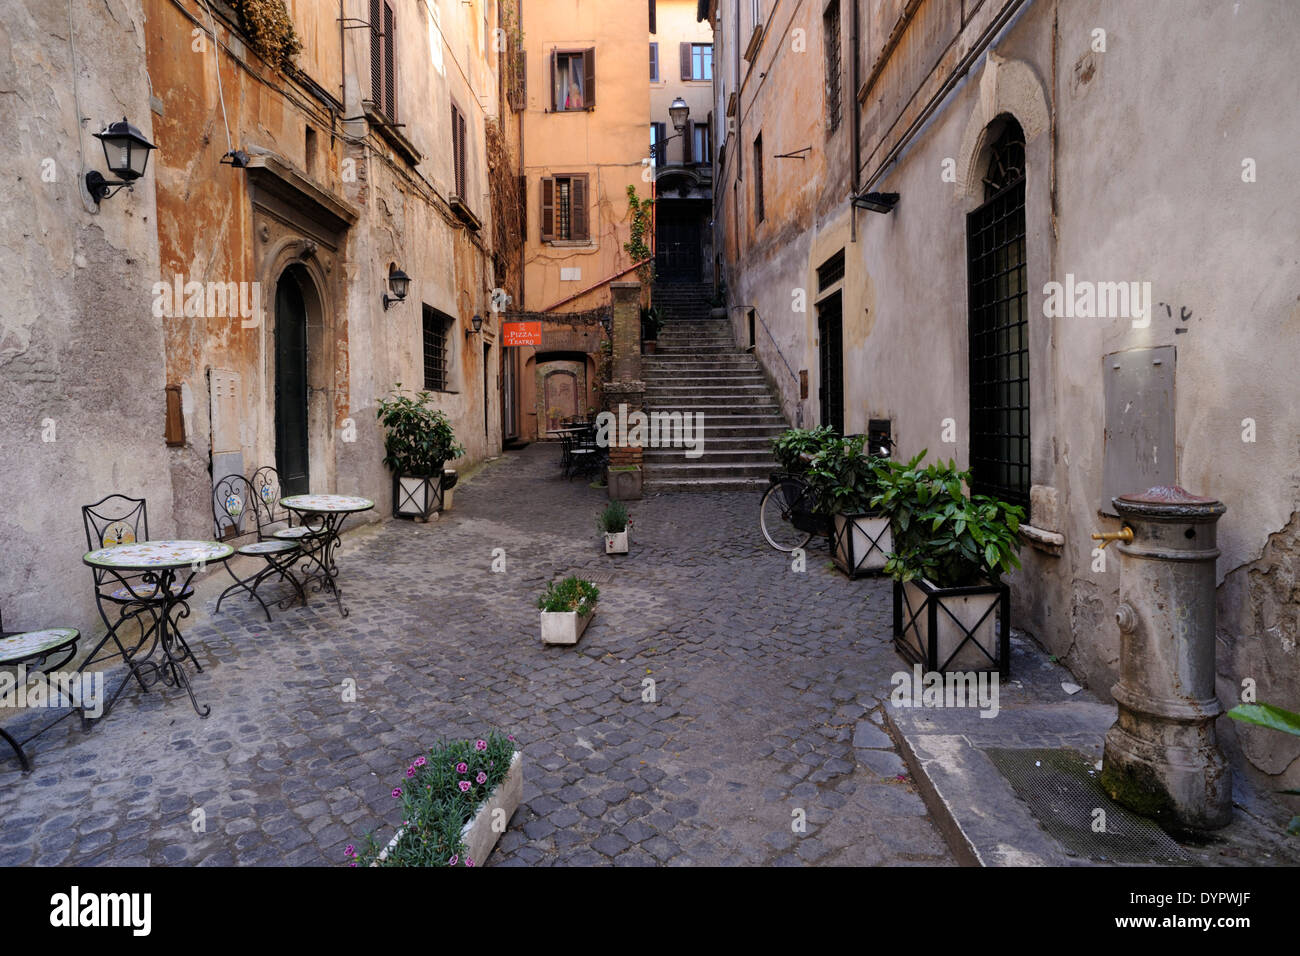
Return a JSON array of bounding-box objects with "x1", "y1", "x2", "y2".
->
[
  {"x1": 817, "y1": 249, "x2": 845, "y2": 290},
  {"x1": 823, "y1": 1, "x2": 842, "y2": 133},
  {"x1": 966, "y1": 119, "x2": 1029, "y2": 509},
  {"x1": 370, "y1": 0, "x2": 397, "y2": 121},
  {"x1": 540, "y1": 174, "x2": 589, "y2": 241},
  {"x1": 423, "y1": 306, "x2": 451, "y2": 392}
]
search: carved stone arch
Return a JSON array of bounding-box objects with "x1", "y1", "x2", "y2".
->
[{"x1": 955, "y1": 54, "x2": 1050, "y2": 204}]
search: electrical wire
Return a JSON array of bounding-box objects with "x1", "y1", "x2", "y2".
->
[{"x1": 201, "y1": 0, "x2": 235, "y2": 154}]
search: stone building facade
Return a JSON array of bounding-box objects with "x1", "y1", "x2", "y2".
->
[
  {"x1": 0, "y1": 0, "x2": 509, "y2": 633},
  {"x1": 705, "y1": 0, "x2": 1300, "y2": 795}
]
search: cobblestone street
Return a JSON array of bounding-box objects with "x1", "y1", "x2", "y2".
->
[{"x1": 0, "y1": 444, "x2": 952, "y2": 866}]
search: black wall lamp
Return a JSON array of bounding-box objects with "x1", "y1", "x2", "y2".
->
[
  {"x1": 465, "y1": 314, "x2": 484, "y2": 336},
  {"x1": 85, "y1": 117, "x2": 156, "y2": 204},
  {"x1": 383, "y1": 266, "x2": 411, "y2": 310},
  {"x1": 852, "y1": 191, "x2": 900, "y2": 214},
  {"x1": 599, "y1": 312, "x2": 613, "y2": 335}
]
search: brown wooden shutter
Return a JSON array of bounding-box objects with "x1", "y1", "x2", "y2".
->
[
  {"x1": 649, "y1": 0, "x2": 656, "y2": 34},
  {"x1": 681, "y1": 42, "x2": 692, "y2": 80},
  {"x1": 549, "y1": 49, "x2": 558, "y2": 111},
  {"x1": 369, "y1": 0, "x2": 382, "y2": 109},
  {"x1": 583, "y1": 49, "x2": 595, "y2": 109},
  {"x1": 383, "y1": 1, "x2": 396, "y2": 120},
  {"x1": 571, "y1": 175, "x2": 589, "y2": 240},
  {"x1": 684, "y1": 119, "x2": 694, "y2": 164},
  {"x1": 540, "y1": 177, "x2": 555, "y2": 240}
]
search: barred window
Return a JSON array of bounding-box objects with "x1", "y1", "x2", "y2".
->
[
  {"x1": 423, "y1": 306, "x2": 452, "y2": 391},
  {"x1": 823, "y1": 1, "x2": 842, "y2": 133}
]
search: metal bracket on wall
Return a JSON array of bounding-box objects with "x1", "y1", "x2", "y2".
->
[{"x1": 774, "y1": 147, "x2": 812, "y2": 160}]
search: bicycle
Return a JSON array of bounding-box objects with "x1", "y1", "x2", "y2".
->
[{"x1": 758, "y1": 433, "x2": 892, "y2": 552}]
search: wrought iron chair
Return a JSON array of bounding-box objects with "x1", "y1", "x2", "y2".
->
[
  {"x1": 567, "y1": 424, "x2": 606, "y2": 482},
  {"x1": 212, "y1": 475, "x2": 305, "y2": 621},
  {"x1": 0, "y1": 607, "x2": 80, "y2": 773},
  {"x1": 79, "y1": 495, "x2": 200, "y2": 691},
  {"x1": 248, "y1": 466, "x2": 324, "y2": 543}
]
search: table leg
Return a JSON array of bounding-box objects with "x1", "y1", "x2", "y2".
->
[{"x1": 292, "y1": 513, "x2": 352, "y2": 617}]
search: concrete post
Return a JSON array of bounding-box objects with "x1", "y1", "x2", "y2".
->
[
  {"x1": 1098, "y1": 485, "x2": 1232, "y2": 830},
  {"x1": 605, "y1": 281, "x2": 643, "y2": 499}
]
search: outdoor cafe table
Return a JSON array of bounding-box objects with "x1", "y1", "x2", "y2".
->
[
  {"x1": 280, "y1": 494, "x2": 374, "y2": 618},
  {"x1": 81, "y1": 539, "x2": 234, "y2": 721}
]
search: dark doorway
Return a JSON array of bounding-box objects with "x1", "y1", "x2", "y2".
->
[
  {"x1": 275, "y1": 271, "x2": 310, "y2": 496},
  {"x1": 817, "y1": 291, "x2": 844, "y2": 435},
  {"x1": 655, "y1": 200, "x2": 706, "y2": 282},
  {"x1": 483, "y1": 342, "x2": 492, "y2": 438}
]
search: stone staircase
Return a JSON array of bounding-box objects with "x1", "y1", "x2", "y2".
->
[{"x1": 642, "y1": 282, "x2": 787, "y2": 492}]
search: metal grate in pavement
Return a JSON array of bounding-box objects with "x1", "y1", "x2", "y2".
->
[{"x1": 983, "y1": 747, "x2": 1192, "y2": 864}]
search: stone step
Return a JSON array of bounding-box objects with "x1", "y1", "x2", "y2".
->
[
  {"x1": 648, "y1": 402, "x2": 783, "y2": 415},
  {"x1": 643, "y1": 448, "x2": 776, "y2": 464},
  {"x1": 641, "y1": 461, "x2": 775, "y2": 480},
  {"x1": 644, "y1": 476, "x2": 769, "y2": 494}
]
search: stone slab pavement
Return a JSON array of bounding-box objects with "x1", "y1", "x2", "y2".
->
[{"x1": 0, "y1": 444, "x2": 953, "y2": 866}]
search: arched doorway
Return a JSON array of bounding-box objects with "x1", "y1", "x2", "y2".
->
[{"x1": 275, "y1": 269, "x2": 310, "y2": 496}]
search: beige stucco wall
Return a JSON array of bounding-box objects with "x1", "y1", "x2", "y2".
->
[
  {"x1": 652, "y1": 0, "x2": 714, "y2": 166},
  {"x1": 520, "y1": 0, "x2": 650, "y2": 312},
  {"x1": 715, "y1": 0, "x2": 1300, "y2": 793},
  {"x1": 0, "y1": 0, "x2": 174, "y2": 635}
]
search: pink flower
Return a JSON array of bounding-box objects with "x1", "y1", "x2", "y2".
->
[
  {"x1": 476, "y1": 771, "x2": 487, "y2": 784},
  {"x1": 344, "y1": 845, "x2": 356, "y2": 858},
  {"x1": 475, "y1": 739, "x2": 487, "y2": 751},
  {"x1": 456, "y1": 762, "x2": 468, "y2": 774},
  {"x1": 448, "y1": 853, "x2": 459, "y2": 866},
  {"x1": 458, "y1": 780, "x2": 471, "y2": 792},
  {"x1": 414, "y1": 756, "x2": 427, "y2": 767},
  {"x1": 465, "y1": 857, "x2": 475, "y2": 867},
  {"x1": 349, "y1": 861, "x2": 357, "y2": 867},
  {"x1": 392, "y1": 787, "x2": 402, "y2": 798},
  {"x1": 406, "y1": 765, "x2": 416, "y2": 778},
  {"x1": 507, "y1": 734, "x2": 516, "y2": 742}
]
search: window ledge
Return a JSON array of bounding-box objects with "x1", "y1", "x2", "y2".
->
[
  {"x1": 743, "y1": 24, "x2": 764, "y2": 63},
  {"x1": 364, "y1": 103, "x2": 422, "y2": 168},
  {"x1": 547, "y1": 239, "x2": 596, "y2": 248},
  {"x1": 450, "y1": 196, "x2": 482, "y2": 232},
  {"x1": 1020, "y1": 523, "x2": 1064, "y2": 556}
]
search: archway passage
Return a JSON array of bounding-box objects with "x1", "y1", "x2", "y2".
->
[
  {"x1": 966, "y1": 116, "x2": 1029, "y2": 510},
  {"x1": 275, "y1": 270, "x2": 310, "y2": 497}
]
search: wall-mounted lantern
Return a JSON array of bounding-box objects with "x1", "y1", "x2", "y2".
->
[
  {"x1": 669, "y1": 97, "x2": 690, "y2": 133},
  {"x1": 465, "y1": 313, "x2": 484, "y2": 337},
  {"x1": 852, "y1": 191, "x2": 900, "y2": 214},
  {"x1": 599, "y1": 312, "x2": 613, "y2": 335},
  {"x1": 383, "y1": 266, "x2": 410, "y2": 310},
  {"x1": 86, "y1": 117, "x2": 156, "y2": 204}
]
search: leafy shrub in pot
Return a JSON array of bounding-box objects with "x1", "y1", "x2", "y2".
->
[
  {"x1": 770, "y1": 426, "x2": 839, "y2": 475},
  {"x1": 804, "y1": 434, "x2": 892, "y2": 575},
  {"x1": 376, "y1": 385, "x2": 466, "y2": 519}
]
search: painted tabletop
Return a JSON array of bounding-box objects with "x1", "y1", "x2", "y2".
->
[
  {"x1": 83, "y1": 540, "x2": 235, "y2": 570},
  {"x1": 0, "y1": 628, "x2": 78, "y2": 663},
  {"x1": 280, "y1": 494, "x2": 375, "y2": 514}
]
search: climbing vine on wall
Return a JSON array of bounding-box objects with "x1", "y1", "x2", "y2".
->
[
  {"x1": 486, "y1": 118, "x2": 522, "y2": 306},
  {"x1": 623, "y1": 185, "x2": 655, "y2": 292},
  {"x1": 229, "y1": 0, "x2": 301, "y2": 72}
]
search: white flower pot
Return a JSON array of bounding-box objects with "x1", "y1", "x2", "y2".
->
[
  {"x1": 377, "y1": 751, "x2": 523, "y2": 867},
  {"x1": 540, "y1": 608, "x2": 594, "y2": 645},
  {"x1": 604, "y1": 530, "x2": 629, "y2": 554},
  {"x1": 830, "y1": 512, "x2": 891, "y2": 576},
  {"x1": 895, "y1": 577, "x2": 1008, "y2": 674}
]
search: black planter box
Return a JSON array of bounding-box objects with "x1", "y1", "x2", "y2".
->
[{"x1": 892, "y1": 577, "x2": 1010, "y2": 678}]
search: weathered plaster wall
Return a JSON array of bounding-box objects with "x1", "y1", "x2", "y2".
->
[
  {"x1": 0, "y1": 0, "x2": 174, "y2": 635},
  {"x1": 652, "y1": 0, "x2": 714, "y2": 166},
  {"x1": 716, "y1": 0, "x2": 1300, "y2": 792}
]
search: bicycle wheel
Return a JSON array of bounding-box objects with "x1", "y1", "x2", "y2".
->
[{"x1": 760, "y1": 479, "x2": 816, "y2": 552}]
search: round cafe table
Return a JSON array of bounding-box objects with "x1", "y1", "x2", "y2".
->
[
  {"x1": 280, "y1": 495, "x2": 374, "y2": 618},
  {"x1": 81, "y1": 539, "x2": 234, "y2": 721}
]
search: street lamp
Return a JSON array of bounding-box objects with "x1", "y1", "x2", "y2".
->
[
  {"x1": 654, "y1": 98, "x2": 692, "y2": 165},
  {"x1": 383, "y1": 266, "x2": 410, "y2": 310},
  {"x1": 465, "y1": 313, "x2": 484, "y2": 337},
  {"x1": 86, "y1": 117, "x2": 156, "y2": 204}
]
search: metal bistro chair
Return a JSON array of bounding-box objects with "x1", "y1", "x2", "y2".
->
[
  {"x1": 248, "y1": 466, "x2": 324, "y2": 543},
  {"x1": 78, "y1": 494, "x2": 200, "y2": 700},
  {"x1": 0, "y1": 607, "x2": 80, "y2": 773},
  {"x1": 212, "y1": 474, "x2": 306, "y2": 621},
  {"x1": 568, "y1": 424, "x2": 607, "y2": 482}
]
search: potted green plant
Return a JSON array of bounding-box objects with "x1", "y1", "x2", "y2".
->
[
  {"x1": 598, "y1": 500, "x2": 631, "y2": 554},
  {"x1": 376, "y1": 384, "x2": 466, "y2": 521},
  {"x1": 350, "y1": 732, "x2": 522, "y2": 867},
  {"x1": 641, "y1": 305, "x2": 663, "y2": 353},
  {"x1": 871, "y1": 452, "x2": 1024, "y2": 676},
  {"x1": 771, "y1": 426, "x2": 838, "y2": 475},
  {"x1": 805, "y1": 434, "x2": 892, "y2": 577},
  {"x1": 538, "y1": 576, "x2": 599, "y2": 645}
]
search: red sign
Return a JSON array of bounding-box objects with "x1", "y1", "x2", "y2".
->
[{"x1": 502, "y1": 321, "x2": 542, "y2": 347}]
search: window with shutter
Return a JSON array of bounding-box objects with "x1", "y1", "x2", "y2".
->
[
  {"x1": 369, "y1": 0, "x2": 383, "y2": 111},
  {"x1": 570, "y1": 175, "x2": 588, "y2": 241},
  {"x1": 383, "y1": 2, "x2": 397, "y2": 121},
  {"x1": 582, "y1": 50, "x2": 596, "y2": 109},
  {"x1": 650, "y1": 43, "x2": 659, "y2": 82},
  {"x1": 680, "y1": 42, "x2": 691, "y2": 81},
  {"x1": 684, "y1": 119, "x2": 694, "y2": 164},
  {"x1": 649, "y1": 0, "x2": 657, "y2": 34},
  {"x1": 451, "y1": 102, "x2": 467, "y2": 198},
  {"x1": 540, "y1": 178, "x2": 555, "y2": 240}
]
